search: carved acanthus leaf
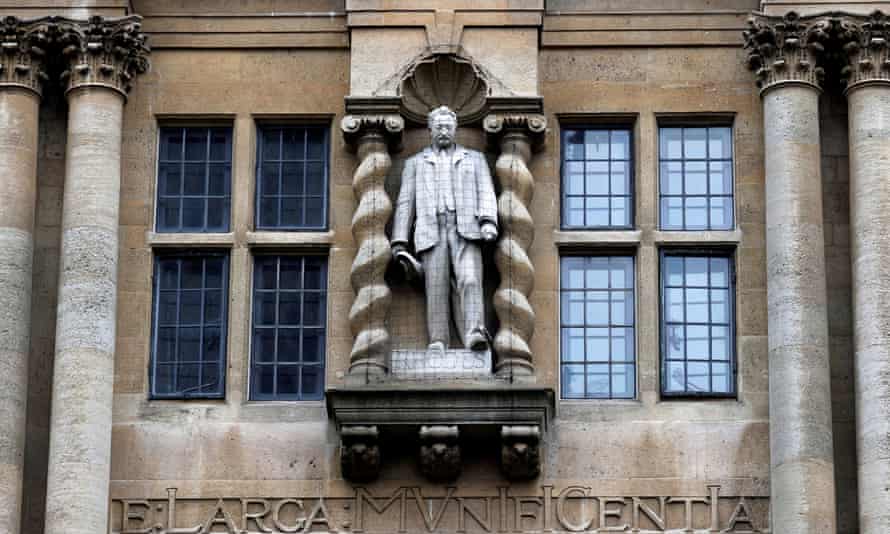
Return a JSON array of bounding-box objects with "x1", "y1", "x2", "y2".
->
[
  {"x1": 743, "y1": 11, "x2": 831, "y2": 91},
  {"x1": 841, "y1": 11, "x2": 890, "y2": 89},
  {"x1": 57, "y1": 15, "x2": 149, "y2": 96},
  {"x1": 0, "y1": 16, "x2": 52, "y2": 95}
]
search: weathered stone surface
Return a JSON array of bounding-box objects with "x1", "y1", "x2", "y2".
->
[{"x1": 390, "y1": 349, "x2": 492, "y2": 379}]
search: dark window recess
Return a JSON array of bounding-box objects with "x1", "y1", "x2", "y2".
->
[
  {"x1": 659, "y1": 126, "x2": 734, "y2": 231},
  {"x1": 150, "y1": 252, "x2": 228, "y2": 399},
  {"x1": 156, "y1": 126, "x2": 232, "y2": 233},
  {"x1": 560, "y1": 256, "x2": 636, "y2": 399},
  {"x1": 256, "y1": 126, "x2": 329, "y2": 230},
  {"x1": 661, "y1": 252, "x2": 736, "y2": 397},
  {"x1": 251, "y1": 255, "x2": 327, "y2": 400},
  {"x1": 562, "y1": 128, "x2": 633, "y2": 229}
]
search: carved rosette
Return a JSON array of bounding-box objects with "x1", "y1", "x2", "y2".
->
[
  {"x1": 418, "y1": 425, "x2": 461, "y2": 481},
  {"x1": 484, "y1": 113, "x2": 546, "y2": 378},
  {"x1": 57, "y1": 15, "x2": 149, "y2": 97},
  {"x1": 341, "y1": 114, "x2": 404, "y2": 383},
  {"x1": 0, "y1": 16, "x2": 52, "y2": 96},
  {"x1": 841, "y1": 11, "x2": 890, "y2": 90},
  {"x1": 743, "y1": 11, "x2": 832, "y2": 93},
  {"x1": 500, "y1": 425, "x2": 541, "y2": 480},
  {"x1": 340, "y1": 426, "x2": 381, "y2": 482}
]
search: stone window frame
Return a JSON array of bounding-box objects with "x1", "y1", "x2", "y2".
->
[
  {"x1": 154, "y1": 124, "x2": 234, "y2": 233},
  {"x1": 559, "y1": 254, "x2": 637, "y2": 400},
  {"x1": 248, "y1": 253, "x2": 329, "y2": 401},
  {"x1": 656, "y1": 114, "x2": 736, "y2": 232},
  {"x1": 658, "y1": 247, "x2": 737, "y2": 399},
  {"x1": 561, "y1": 126, "x2": 635, "y2": 230},
  {"x1": 149, "y1": 250, "x2": 230, "y2": 400},
  {"x1": 254, "y1": 124, "x2": 330, "y2": 231}
]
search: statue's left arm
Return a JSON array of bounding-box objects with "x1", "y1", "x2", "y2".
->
[{"x1": 475, "y1": 151, "x2": 498, "y2": 230}]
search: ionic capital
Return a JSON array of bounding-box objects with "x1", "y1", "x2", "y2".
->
[
  {"x1": 840, "y1": 11, "x2": 890, "y2": 92},
  {"x1": 57, "y1": 15, "x2": 150, "y2": 98},
  {"x1": 483, "y1": 113, "x2": 547, "y2": 151},
  {"x1": 0, "y1": 16, "x2": 53, "y2": 96},
  {"x1": 340, "y1": 114, "x2": 404, "y2": 151}
]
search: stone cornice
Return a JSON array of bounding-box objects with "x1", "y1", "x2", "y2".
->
[
  {"x1": 0, "y1": 16, "x2": 53, "y2": 97},
  {"x1": 57, "y1": 15, "x2": 150, "y2": 97},
  {"x1": 340, "y1": 113, "x2": 405, "y2": 151},
  {"x1": 743, "y1": 11, "x2": 832, "y2": 93}
]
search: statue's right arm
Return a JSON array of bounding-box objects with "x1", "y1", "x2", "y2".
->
[{"x1": 391, "y1": 156, "x2": 416, "y2": 249}]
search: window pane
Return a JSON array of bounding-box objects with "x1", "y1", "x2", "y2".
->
[
  {"x1": 659, "y1": 126, "x2": 734, "y2": 230},
  {"x1": 661, "y1": 253, "x2": 735, "y2": 396},
  {"x1": 560, "y1": 256, "x2": 636, "y2": 399},
  {"x1": 179, "y1": 290, "x2": 202, "y2": 324},
  {"x1": 562, "y1": 128, "x2": 633, "y2": 230},
  {"x1": 307, "y1": 129, "x2": 325, "y2": 160},
  {"x1": 158, "y1": 292, "x2": 177, "y2": 325},
  {"x1": 208, "y1": 165, "x2": 229, "y2": 196},
  {"x1": 160, "y1": 129, "x2": 183, "y2": 161},
  {"x1": 158, "y1": 164, "x2": 182, "y2": 196},
  {"x1": 250, "y1": 255, "x2": 327, "y2": 400},
  {"x1": 283, "y1": 128, "x2": 305, "y2": 160},
  {"x1": 306, "y1": 162, "x2": 326, "y2": 196},
  {"x1": 262, "y1": 129, "x2": 281, "y2": 160},
  {"x1": 282, "y1": 163, "x2": 304, "y2": 195},
  {"x1": 209, "y1": 128, "x2": 231, "y2": 161},
  {"x1": 156, "y1": 327, "x2": 176, "y2": 362},
  {"x1": 185, "y1": 129, "x2": 207, "y2": 161}
]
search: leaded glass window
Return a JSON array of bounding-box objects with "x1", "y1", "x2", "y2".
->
[
  {"x1": 661, "y1": 252, "x2": 735, "y2": 396},
  {"x1": 560, "y1": 256, "x2": 636, "y2": 399},
  {"x1": 256, "y1": 126, "x2": 328, "y2": 230},
  {"x1": 151, "y1": 252, "x2": 228, "y2": 398},
  {"x1": 156, "y1": 127, "x2": 232, "y2": 232},
  {"x1": 659, "y1": 126, "x2": 733, "y2": 230},
  {"x1": 251, "y1": 255, "x2": 327, "y2": 400},
  {"x1": 562, "y1": 128, "x2": 633, "y2": 229}
]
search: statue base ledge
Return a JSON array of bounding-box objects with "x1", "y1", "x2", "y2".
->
[
  {"x1": 326, "y1": 383, "x2": 554, "y2": 430},
  {"x1": 389, "y1": 348, "x2": 492, "y2": 380}
]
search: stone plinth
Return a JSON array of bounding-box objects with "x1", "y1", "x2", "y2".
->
[{"x1": 390, "y1": 349, "x2": 492, "y2": 380}]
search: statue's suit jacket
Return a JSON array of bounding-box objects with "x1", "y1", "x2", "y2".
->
[{"x1": 392, "y1": 145, "x2": 498, "y2": 253}]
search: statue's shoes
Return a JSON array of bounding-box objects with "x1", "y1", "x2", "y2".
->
[
  {"x1": 466, "y1": 328, "x2": 489, "y2": 351},
  {"x1": 427, "y1": 341, "x2": 447, "y2": 355}
]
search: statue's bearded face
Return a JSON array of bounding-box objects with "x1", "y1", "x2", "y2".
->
[{"x1": 430, "y1": 115, "x2": 457, "y2": 149}]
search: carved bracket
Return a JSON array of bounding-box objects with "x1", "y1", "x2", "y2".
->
[
  {"x1": 500, "y1": 425, "x2": 541, "y2": 480},
  {"x1": 340, "y1": 425, "x2": 381, "y2": 482},
  {"x1": 418, "y1": 425, "x2": 461, "y2": 482}
]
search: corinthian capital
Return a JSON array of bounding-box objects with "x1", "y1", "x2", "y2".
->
[
  {"x1": 743, "y1": 12, "x2": 834, "y2": 93},
  {"x1": 0, "y1": 16, "x2": 52, "y2": 96},
  {"x1": 57, "y1": 15, "x2": 149, "y2": 97},
  {"x1": 840, "y1": 11, "x2": 890, "y2": 91}
]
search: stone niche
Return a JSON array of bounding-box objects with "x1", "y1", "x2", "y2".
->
[{"x1": 328, "y1": 49, "x2": 553, "y2": 484}]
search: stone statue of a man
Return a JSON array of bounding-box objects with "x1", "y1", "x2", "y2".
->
[{"x1": 391, "y1": 106, "x2": 498, "y2": 353}]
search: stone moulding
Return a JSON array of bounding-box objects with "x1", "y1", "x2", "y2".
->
[
  {"x1": 483, "y1": 112, "x2": 547, "y2": 379},
  {"x1": 340, "y1": 113, "x2": 405, "y2": 384},
  {"x1": 744, "y1": 10, "x2": 890, "y2": 93}
]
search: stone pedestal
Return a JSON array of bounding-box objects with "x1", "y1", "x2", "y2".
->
[{"x1": 390, "y1": 349, "x2": 492, "y2": 380}]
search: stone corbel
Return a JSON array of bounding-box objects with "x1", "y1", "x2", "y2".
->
[
  {"x1": 419, "y1": 425, "x2": 461, "y2": 481},
  {"x1": 500, "y1": 425, "x2": 541, "y2": 480},
  {"x1": 340, "y1": 425, "x2": 381, "y2": 482},
  {"x1": 340, "y1": 114, "x2": 404, "y2": 384},
  {"x1": 0, "y1": 16, "x2": 52, "y2": 96},
  {"x1": 483, "y1": 113, "x2": 547, "y2": 380},
  {"x1": 56, "y1": 15, "x2": 150, "y2": 97}
]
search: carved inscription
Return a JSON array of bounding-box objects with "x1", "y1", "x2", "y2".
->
[{"x1": 111, "y1": 485, "x2": 770, "y2": 533}]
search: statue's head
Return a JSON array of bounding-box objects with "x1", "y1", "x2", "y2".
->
[{"x1": 427, "y1": 106, "x2": 457, "y2": 150}]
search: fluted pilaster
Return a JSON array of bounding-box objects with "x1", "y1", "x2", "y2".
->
[
  {"x1": 483, "y1": 113, "x2": 545, "y2": 379},
  {"x1": 341, "y1": 114, "x2": 404, "y2": 384}
]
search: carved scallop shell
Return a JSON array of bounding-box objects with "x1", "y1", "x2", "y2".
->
[{"x1": 399, "y1": 54, "x2": 489, "y2": 125}]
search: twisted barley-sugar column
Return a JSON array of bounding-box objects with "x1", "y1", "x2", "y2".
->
[
  {"x1": 484, "y1": 114, "x2": 546, "y2": 379},
  {"x1": 0, "y1": 16, "x2": 48, "y2": 534},
  {"x1": 43, "y1": 16, "x2": 148, "y2": 534},
  {"x1": 341, "y1": 115, "x2": 403, "y2": 384},
  {"x1": 745, "y1": 13, "x2": 836, "y2": 533},
  {"x1": 843, "y1": 11, "x2": 890, "y2": 532}
]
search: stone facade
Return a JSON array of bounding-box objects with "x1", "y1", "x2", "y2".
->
[{"x1": 1, "y1": 1, "x2": 889, "y2": 533}]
